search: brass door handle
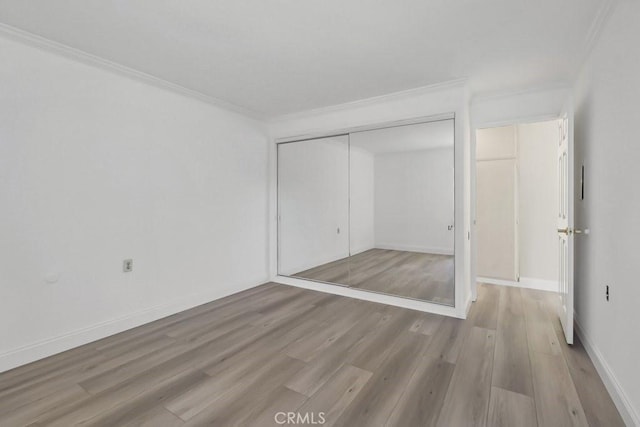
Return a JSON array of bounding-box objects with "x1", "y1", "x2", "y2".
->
[{"x1": 557, "y1": 228, "x2": 572, "y2": 235}]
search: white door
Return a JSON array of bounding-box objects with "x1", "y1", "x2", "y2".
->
[{"x1": 557, "y1": 108, "x2": 574, "y2": 344}]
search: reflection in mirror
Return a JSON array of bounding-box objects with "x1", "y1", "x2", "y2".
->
[
  {"x1": 348, "y1": 120, "x2": 455, "y2": 304},
  {"x1": 278, "y1": 135, "x2": 349, "y2": 280},
  {"x1": 277, "y1": 119, "x2": 455, "y2": 306}
]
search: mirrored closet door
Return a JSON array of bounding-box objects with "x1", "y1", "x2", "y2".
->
[{"x1": 277, "y1": 119, "x2": 455, "y2": 306}]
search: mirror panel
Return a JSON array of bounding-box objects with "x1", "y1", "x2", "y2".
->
[
  {"x1": 349, "y1": 120, "x2": 455, "y2": 304},
  {"x1": 277, "y1": 119, "x2": 455, "y2": 306},
  {"x1": 277, "y1": 135, "x2": 350, "y2": 281}
]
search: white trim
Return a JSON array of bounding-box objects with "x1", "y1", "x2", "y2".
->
[
  {"x1": 574, "y1": 314, "x2": 640, "y2": 427},
  {"x1": 375, "y1": 244, "x2": 454, "y2": 256},
  {"x1": 350, "y1": 246, "x2": 377, "y2": 257},
  {"x1": 470, "y1": 83, "x2": 571, "y2": 107},
  {"x1": 477, "y1": 276, "x2": 558, "y2": 292},
  {"x1": 464, "y1": 294, "x2": 474, "y2": 317},
  {"x1": 0, "y1": 280, "x2": 263, "y2": 373},
  {"x1": 0, "y1": 23, "x2": 263, "y2": 120},
  {"x1": 274, "y1": 275, "x2": 464, "y2": 318},
  {"x1": 474, "y1": 114, "x2": 562, "y2": 131},
  {"x1": 274, "y1": 113, "x2": 455, "y2": 144},
  {"x1": 269, "y1": 80, "x2": 467, "y2": 123},
  {"x1": 579, "y1": 0, "x2": 618, "y2": 76}
]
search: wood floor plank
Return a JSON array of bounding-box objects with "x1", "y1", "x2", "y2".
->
[
  {"x1": 0, "y1": 384, "x2": 90, "y2": 427},
  {"x1": 118, "y1": 406, "x2": 185, "y2": 427},
  {"x1": 492, "y1": 287, "x2": 534, "y2": 397},
  {"x1": 0, "y1": 283, "x2": 623, "y2": 427},
  {"x1": 530, "y1": 350, "x2": 589, "y2": 427},
  {"x1": 385, "y1": 354, "x2": 455, "y2": 427},
  {"x1": 285, "y1": 311, "x2": 383, "y2": 397},
  {"x1": 410, "y1": 311, "x2": 444, "y2": 336},
  {"x1": 332, "y1": 331, "x2": 431, "y2": 427},
  {"x1": 165, "y1": 352, "x2": 305, "y2": 421},
  {"x1": 436, "y1": 327, "x2": 496, "y2": 427},
  {"x1": 487, "y1": 386, "x2": 537, "y2": 427},
  {"x1": 523, "y1": 294, "x2": 561, "y2": 356},
  {"x1": 472, "y1": 284, "x2": 501, "y2": 330},
  {"x1": 179, "y1": 354, "x2": 306, "y2": 426},
  {"x1": 35, "y1": 370, "x2": 208, "y2": 427},
  {"x1": 245, "y1": 387, "x2": 309, "y2": 427},
  {"x1": 295, "y1": 364, "x2": 372, "y2": 427},
  {"x1": 344, "y1": 309, "x2": 420, "y2": 371},
  {"x1": 424, "y1": 315, "x2": 470, "y2": 364},
  {"x1": 549, "y1": 316, "x2": 626, "y2": 427}
]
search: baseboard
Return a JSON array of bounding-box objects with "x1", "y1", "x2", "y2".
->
[
  {"x1": 519, "y1": 277, "x2": 559, "y2": 292},
  {"x1": 375, "y1": 243, "x2": 454, "y2": 256},
  {"x1": 477, "y1": 276, "x2": 558, "y2": 292},
  {"x1": 350, "y1": 245, "x2": 376, "y2": 256},
  {"x1": 0, "y1": 279, "x2": 264, "y2": 373},
  {"x1": 464, "y1": 294, "x2": 473, "y2": 318},
  {"x1": 274, "y1": 275, "x2": 464, "y2": 319},
  {"x1": 574, "y1": 314, "x2": 640, "y2": 427}
]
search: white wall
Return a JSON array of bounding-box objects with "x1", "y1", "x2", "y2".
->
[
  {"x1": 517, "y1": 120, "x2": 559, "y2": 283},
  {"x1": 573, "y1": 1, "x2": 640, "y2": 423},
  {"x1": 476, "y1": 126, "x2": 518, "y2": 280},
  {"x1": 349, "y1": 146, "x2": 375, "y2": 255},
  {"x1": 374, "y1": 148, "x2": 454, "y2": 254},
  {"x1": 0, "y1": 35, "x2": 270, "y2": 372},
  {"x1": 278, "y1": 137, "x2": 350, "y2": 275}
]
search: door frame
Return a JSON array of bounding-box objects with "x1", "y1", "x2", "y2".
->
[{"x1": 470, "y1": 113, "x2": 560, "y2": 301}]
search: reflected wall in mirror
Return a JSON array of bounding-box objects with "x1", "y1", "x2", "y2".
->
[
  {"x1": 278, "y1": 135, "x2": 349, "y2": 279},
  {"x1": 348, "y1": 120, "x2": 455, "y2": 304},
  {"x1": 277, "y1": 119, "x2": 455, "y2": 306}
]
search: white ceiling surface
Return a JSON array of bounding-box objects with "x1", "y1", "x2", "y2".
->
[
  {"x1": 351, "y1": 120, "x2": 454, "y2": 154},
  {"x1": 0, "y1": 0, "x2": 604, "y2": 117}
]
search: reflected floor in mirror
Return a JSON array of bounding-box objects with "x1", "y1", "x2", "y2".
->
[{"x1": 294, "y1": 249, "x2": 454, "y2": 305}]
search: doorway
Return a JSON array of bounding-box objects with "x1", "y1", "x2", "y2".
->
[{"x1": 475, "y1": 119, "x2": 560, "y2": 291}]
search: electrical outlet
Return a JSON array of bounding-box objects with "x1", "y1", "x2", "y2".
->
[
  {"x1": 605, "y1": 285, "x2": 610, "y2": 301},
  {"x1": 123, "y1": 259, "x2": 133, "y2": 273}
]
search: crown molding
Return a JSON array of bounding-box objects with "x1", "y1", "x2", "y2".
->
[
  {"x1": 470, "y1": 81, "x2": 571, "y2": 105},
  {"x1": 583, "y1": 0, "x2": 617, "y2": 55},
  {"x1": 0, "y1": 23, "x2": 265, "y2": 120},
  {"x1": 269, "y1": 78, "x2": 468, "y2": 123},
  {"x1": 573, "y1": 0, "x2": 618, "y2": 80}
]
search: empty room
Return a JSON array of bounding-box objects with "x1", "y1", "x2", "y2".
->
[{"x1": 0, "y1": 1, "x2": 638, "y2": 426}]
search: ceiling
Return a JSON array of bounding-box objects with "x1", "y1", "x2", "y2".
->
[
  {"x1": 0, "y1": 0, "x2": 606, "y2": 117},
  {"x1": 351, "y1": 120, "x2": 453, "y2": 154}
]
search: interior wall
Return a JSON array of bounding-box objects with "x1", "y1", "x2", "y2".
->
[
  {"x1": 349, "y1": 146, "x2": 375, "y2": 255},
  {"x1": 0, "y1": 35, "x2": 270, "y2": 371},
  {"x1": 573, "y1": 1, "x2": 640, "y2": 423},
  {"x1": 278, "y1": 137, "x2": 350, "y2": 275},
  {"x1": 374, "y1": 148, "x2": 454, "y2": 254},
  {"x1": 476, "y1": 126, "x2": 518, "y2": 280},
  {"x1": 517, "y1": 120, "x2": 559, "y2": 283}
]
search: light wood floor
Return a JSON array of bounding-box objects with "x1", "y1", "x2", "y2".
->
[
  {"x1": 0, "y1": 283, "x2": 623, "y2": 426},
  {"x1": 295, "y1": 248, "x2": 455, "y2": 305}
]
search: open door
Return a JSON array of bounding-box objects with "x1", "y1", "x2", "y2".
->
[{"x1": 557, "y1": 103, "x2": 574, "y2": 344}]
